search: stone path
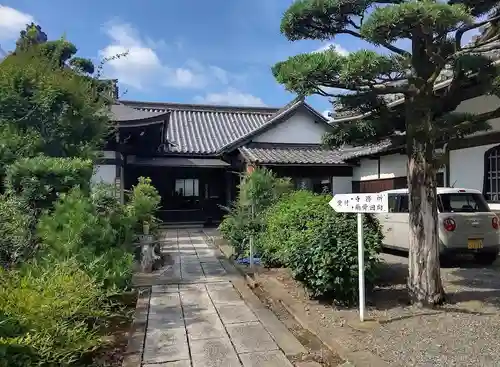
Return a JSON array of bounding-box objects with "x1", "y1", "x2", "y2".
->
[{"x1": 137, "y1": 228, "x2": 300, "y2": 367}]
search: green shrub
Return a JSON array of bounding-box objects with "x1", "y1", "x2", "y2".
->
[
  {"x1": 126, "y1": 176, "x2": 161, "y2": 233},
  {"x1": 0, "y1": 195, "x2": 36, "y2": 267},
  {"x1": 91, "y1": 183, "x2": 135, "y2": 247},
  {"x1": 219, "y1": 167, "x2": 292, "y2": 258},
  {"x1": 260, "y1": 190, "x2": 383, "y2": 305},
  {"x1": 76, "y1": 247, "x2": 134, "y2": 293},
  {"x1": 37, "y1": 188, "x2": 134, "y2": 292},
  {"x1": 4, "y1": 156, "x2": 93, "y2": 212},
  {"x1": 0, "y1": 259, "x2": 108, "y2": 367},
  {"x1": 37, "y1": 188, "x2": 117, "y2": 257}
]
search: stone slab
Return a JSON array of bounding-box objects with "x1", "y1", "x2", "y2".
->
[
  {"x1": 226, "y1": 322, "x2": 278, "y2": 353},
  {"x1": 143, "y1": 327, "x2": 189, "y2": 364},
  {"x1": 190, "y1": 337, "x2": 241, "y2": 367},
  {"x1": 143, "y1": 361, "x2": 191, "y2": 367},
  {"x1": 201, "y1": 264, "x2": 227, "y2": 277},
  {"x1": 185, "y1": 311, "x2": 227, "y2": 340},
  {"x1": 216, "y1": 302, "x2": 258, "y2": 324},
  {"x1": 152, "y1": 284, "x2": 179, "y2": 294},
  {"x1": 239, "y1": 350, "x2": 294, "y2": 367},
  {"x1": 206, "y1": 283, "x2": 242, "y2": 304}
]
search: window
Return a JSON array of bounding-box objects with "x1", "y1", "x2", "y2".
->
[
  {"x1": 387, "y1": 194, "x2": 409, "y2": 213},
  {"x1": 293, "y1": 177, "x2": 331, "y2": 194},
  {"x1": 485, "y1": 146, "x2": 500, "y2": 201},
  {"x1": 174, "y1": 179, "x2": 199, "y2": 197},
  {"x1": 438, "y1": 193, "x2": 490, "y2": 213}
]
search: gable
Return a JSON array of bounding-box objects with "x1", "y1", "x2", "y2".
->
[{"x1": 252, "y1": 108, "x2": 329, "y2": 144}]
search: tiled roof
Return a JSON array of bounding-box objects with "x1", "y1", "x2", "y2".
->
[
  {"x1": 239, "y1": 144, "x2": 346, "y2": 165},
  {"x1": 339, "y1": 139, "x2": 396, "y2": 160},
  {"x1": 111, "y1": 103, "x2": 169, "y2": 123},
  {"x1": 119, "y1": 101, "x2": 279, "y2": 154}
]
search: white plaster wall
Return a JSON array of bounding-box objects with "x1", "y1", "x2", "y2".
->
[
  {"x1": 449, "y1": 143, "x2": 498, "y2": 191},
  {"x1": 331, "y1": 176, "x2": 352, "y2": 194},
  {"x1": 352, "y1": 153, "x2": 444, "y2": 182},
  {"x1": 352, "y1": 158, "x2": 379, "y2": 181},
  {"x1": 379, "y1": 154, "x2": 407, "y2": 179},
  {"x1": 91, "y1": 165, "x2": 116, "y2": 184},
  {"x1": 253, "y1": 110, "x2": 328, "y2": 144},
  {"x1": 102, "y1": 150, "x2": 118, "y2": 159}
]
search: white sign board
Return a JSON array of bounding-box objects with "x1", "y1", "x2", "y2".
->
[
  {"x1": 328, "y1": 192, "x2": 388, "y2": 323},
  {"x1": 329, "y1": 193, "x2": 389, "y2": 213}
]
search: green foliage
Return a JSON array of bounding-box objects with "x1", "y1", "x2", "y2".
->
[
  {"x1": 126, "y1": 177, "x2": 161, "y2": 233},
  {"x1": 274, "y1": 0, "x2": 500, "y2": 148},
  {"x1": 91, "y1": 183, "x2": 135, "y2": 247},
  {"x1": 37, "y1": 188, "x2": 117, "y2": 257},
  {"x1": 219, "y1": 168, "x2": 292, "y2": 258},
  {"x1": 0, "y1": 195, "x2": 36, "y2": 267},
  {"x1": 360, "y1": 2, "x2": 471, "y2": 45},
  {"x1": 0, "y1": 259, "x2": 109, "y2": 367},
  {"x1": 5, "y1": 156, "x2": 93, "y2": 212},
  {"x1": 0, "y1": 124, "x2": 41, "y2": 185},
  {"x1": 37, "y1": 188, "x2": 134, "y2": 292},
  {"x1": 0, "y1": 46, "x2": 110, "y2": 159},
  {"x1": 259, "y1": 191, "x2": 383, "y2": 305}
]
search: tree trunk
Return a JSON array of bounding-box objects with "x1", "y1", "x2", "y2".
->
[{"x1": 406, "y1": 95, "x2": 446, "y2": 307}]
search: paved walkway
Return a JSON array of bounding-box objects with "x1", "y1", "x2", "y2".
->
[{"x1": 135, "y1": 228, "x2": 303, "y2": 367}]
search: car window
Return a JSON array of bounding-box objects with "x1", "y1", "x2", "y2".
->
[
  {"x1": 387, "y1": 194, "x2": 409, "y2": 213},
  {"x1": 399, "y1": 194, "x2": 409, "y2": 213},
  {"x1": 388, "y1": 194, "x2": 398, "y2": 212},
  {"x1": 438, "y1": 193, "x2": 490, "y2": 213}
]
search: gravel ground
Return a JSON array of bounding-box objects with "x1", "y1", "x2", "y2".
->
[{"x1": 256, "y1": 251, "x2": 500, "y2": 367}]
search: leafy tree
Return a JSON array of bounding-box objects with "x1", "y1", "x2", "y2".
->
[
  {"x1": 0, "y1": 24, "x2": 112, "y2": 183},
  {"x1": 273, "y1": 0, "x2": 500, "y2": 306}
]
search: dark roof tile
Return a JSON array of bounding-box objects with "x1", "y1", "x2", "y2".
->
[
  {"x1": 239, "y1": 144, "x2": 345, "y2": 165},
  {"x1": 120, "y1": 101, "x2": 278, "y2": 154}
]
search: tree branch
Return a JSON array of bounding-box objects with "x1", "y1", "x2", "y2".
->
[
  {"x1": 340, "y1": 29, "x2": 411, "y2": 57},
  {"x1": 455, "y1": 14, "x2": 500, "y2": 51}
]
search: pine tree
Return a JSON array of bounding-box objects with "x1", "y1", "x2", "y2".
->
[{"x1": 273, "y1": 0, "x2": 500, "y2": 306}]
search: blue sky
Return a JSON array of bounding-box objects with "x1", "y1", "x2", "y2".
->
[{"x1": 0, "y1": 1, "x2": 481, "y2": 115}]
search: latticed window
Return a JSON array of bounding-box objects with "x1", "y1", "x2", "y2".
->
[{"x1": 484, "y1": 146, "x2": 500, "y2": 201}]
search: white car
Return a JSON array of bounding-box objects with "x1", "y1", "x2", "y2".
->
[{"x1": 376, "y1": 187, "x2": 500, "y2": 265}]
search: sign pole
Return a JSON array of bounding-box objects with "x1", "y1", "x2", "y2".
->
[
  {"x1": 357, "y1": 212, "x2": 365, "y2": 322},
  {"x1": 329, "y1": 192, "x2": 388, "y2": 322},
  {"x1": 249, "y1": 203, "x2": 255, "y2": 269}
]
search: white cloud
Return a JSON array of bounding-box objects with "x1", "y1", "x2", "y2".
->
[
  {"x1": 195, "y1": 88, "x2": 266, "y2": 107},
  {"x1": 99, "y1": 22, "x2": 163, "y2": 89},
  {"x1": 0, "y1": 6, "x2": 34, "y2": 41},
  {"x1": 99, "y1": 21, "x2": 240, "y2": 91},
  {"x1": 314, "y1": 42, "x2": 349, "y2": 56}
]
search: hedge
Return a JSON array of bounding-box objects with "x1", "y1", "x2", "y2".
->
[
  {"x1": 4, "y1": 156, "x2": 92, "y2": 212},
  {"x1": 258, "y1": 190, "x2": 383, "y2": 305}
]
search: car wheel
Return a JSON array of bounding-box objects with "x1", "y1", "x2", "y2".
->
[{"x1": 474, "y1": 252, "x2": 498, "y2": 266}]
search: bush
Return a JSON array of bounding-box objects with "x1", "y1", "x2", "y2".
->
[
  {"x1": 37, "y1": 188, "x2": 133, "y2": 291},
  {"x1": 4, "y1": 156, "x2": 93, "y2": 212},
  {"x1": 219, "y1": 167, "x2": 292, "y2": 258},
  {"x1": 91, "y1": 183, "x2": 135, "y2": 247},
  {"x1": 126, "y1": 176, "x2": 161, "y2": 234},
  {"x1": 0, "y1": 195, "x2": 36, "y2": 267},
  {"x1": 37, "y1": 188, "x2": 117, "y2": 257},
  {"x1": 260, "y1": 190, "x2": 383, "y2": 305},
  {"x1": 0, "y1": 259, "x2": 108, "y2": 367}
]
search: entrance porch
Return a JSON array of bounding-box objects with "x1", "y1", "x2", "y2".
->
[{"x1": 124, "y1": 157, "x2": 237, "y2": 224}]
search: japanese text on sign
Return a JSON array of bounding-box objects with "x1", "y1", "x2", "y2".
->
[{"x1": 329, "y1": 193, "x2": 389, "y2": 213}]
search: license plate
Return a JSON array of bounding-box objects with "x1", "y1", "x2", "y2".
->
[{"x1": 468, "y1": 239, "x2": 483, "y2": 249}]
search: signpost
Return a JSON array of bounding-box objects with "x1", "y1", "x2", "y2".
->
[{"x1": 329, "y1": 193, "x2": 389, "y2": 322}]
